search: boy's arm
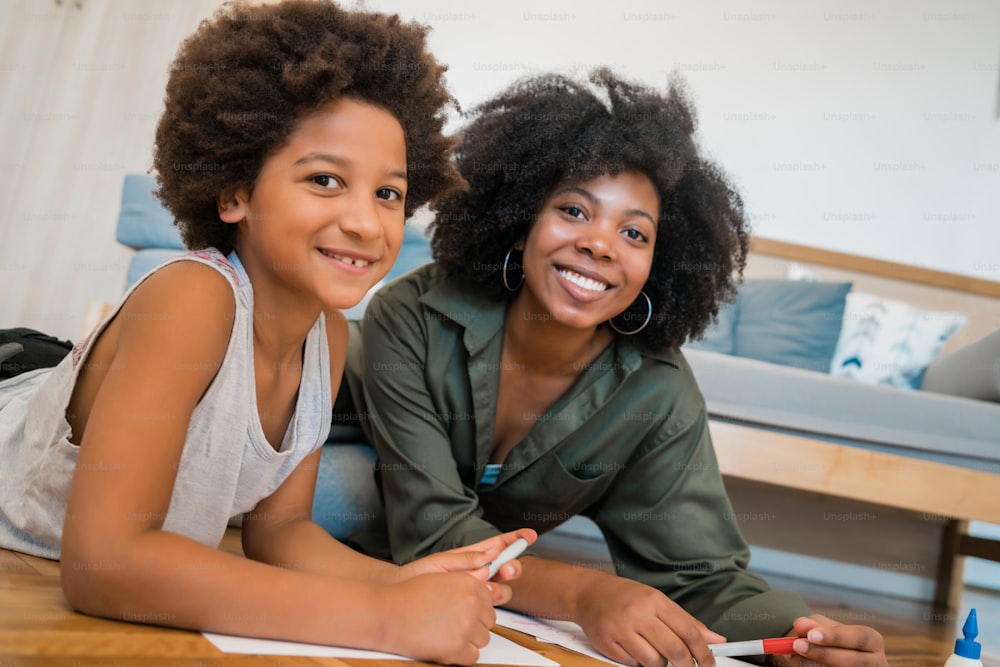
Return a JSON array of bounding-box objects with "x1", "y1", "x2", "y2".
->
[
  {"x1": 58, "y1": 265, "x2": 494, "y2": 664},
  {"x1": 241, "y1": 448, "x2": 535, "y2": 591},
  {"x1": 243, "y1": 311, "x2": 533, "y2": 588}
]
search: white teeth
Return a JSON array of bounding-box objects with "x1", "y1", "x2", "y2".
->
[
  {"x1": 321, "y1": 249, "x2": 369, "y2": 268},
  {"x1": 558, "y1": 269, "x2": 608, "y2": 292}
]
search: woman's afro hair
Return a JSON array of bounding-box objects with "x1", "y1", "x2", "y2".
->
[
  {"x1": 430, "y1": 68, "x2": 749, "y2": 352},
  {"x1": 154, "y1": 0, "x2": 463, "y2": 255}
]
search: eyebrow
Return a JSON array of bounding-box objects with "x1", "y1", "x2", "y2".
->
[
  {"x1": 293, "y1": 152, "x2": 407, "y2": 181},
  {"x1": 552, "y1": 186, "x2": 657, "y2": 225}
]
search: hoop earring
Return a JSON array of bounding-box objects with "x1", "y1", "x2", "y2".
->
[
  {"x1": 608, "y1": 291, "x2": 652, "y2": 335},
  {"x1": 502, "y1": 246, "x2": 524, "y2": 292}
]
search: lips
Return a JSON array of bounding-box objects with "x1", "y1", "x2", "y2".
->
[
  {"x1": 318, "y1": 248, "x2": 371, "y2": 268},
  {"x1": 556, "y1": 267, "x2": 609, "y2": 293}
]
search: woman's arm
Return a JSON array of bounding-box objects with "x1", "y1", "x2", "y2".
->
[{"x1": 58, "y1": 265, "x2": 498, "y2": 665}]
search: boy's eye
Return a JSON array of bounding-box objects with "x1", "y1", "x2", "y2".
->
[
  {"x1": 376, "y1": 187, "x2": 403, "y2": 202},
  {"x1": 311, "y1": 174, "x2": 341, "y2": 189}
]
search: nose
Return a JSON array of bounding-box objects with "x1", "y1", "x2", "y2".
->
[
  {"x1": 575, "y1": 220, "x2": 616, "y2": 261},
  {"x1": 338, "y1": 192, "x2": 383, "y2": 241}
]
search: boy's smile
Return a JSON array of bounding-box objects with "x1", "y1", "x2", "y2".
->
[{"x1": 220, "y1": 97, "x2": 408, "y2": 315}]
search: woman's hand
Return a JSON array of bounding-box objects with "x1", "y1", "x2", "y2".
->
[
  {"x1": 575, "y1": 575, "x2": 725, "y2": 667},
  {"x1": 774, "y1": 615, "x2": 887, "y2": 667},
  {"x1": 395, "y1": 529, "x2": 538, "y2": 604}
]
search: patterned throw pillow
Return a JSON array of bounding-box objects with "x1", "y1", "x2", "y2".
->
[{"x1": 829, "y1": 292, "x2": 966, "y2": 389}]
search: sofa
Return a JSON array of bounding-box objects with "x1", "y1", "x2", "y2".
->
[
  {"x1": 112, "y1": 174, "x2": 1000, "y2": 605},
  {"x1": 674, "y1": 242, "x2": 1000, "y2": 606}
]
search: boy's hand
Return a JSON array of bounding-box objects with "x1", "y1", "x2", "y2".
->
[
  {"x1": 773, "y1": 615, "x2": 887, "y2": 667},
  {"x1": 396, "y1": 529, "x2": 538, "y2": 604},
  {"x1": 380, "y1": 572, "x2": 496, "y2": 666},
  {"x1": 576, "y1": 576, "x2": 725, "y2": 667}
]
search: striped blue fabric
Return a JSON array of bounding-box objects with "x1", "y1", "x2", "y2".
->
[{"x1": 479, "y1": 463, "x2": 502, "y2": 487}]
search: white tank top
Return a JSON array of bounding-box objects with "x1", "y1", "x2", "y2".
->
[{"x1": 0, "y1": 248, "x2": 331, "y2": 559}]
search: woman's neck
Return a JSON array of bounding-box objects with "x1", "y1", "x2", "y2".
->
[{"x1": 503, "y1": 298, "x2": 614, "y2": 377}]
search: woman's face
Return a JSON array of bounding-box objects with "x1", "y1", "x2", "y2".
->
[{"x1": 516, "y1": 170, "x2": 659, "y2": 331}]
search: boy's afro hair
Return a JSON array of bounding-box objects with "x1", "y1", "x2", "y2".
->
[
  {"x1": 154, "y1": 0, "x2": 463, "y2": 254},
  {"x1": 430, "y1": 68, "x2": 749, "y2": 352}
]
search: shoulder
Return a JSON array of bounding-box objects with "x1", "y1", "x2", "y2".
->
[
  {"x1": 126, "y1": 259, "x2": 236, "y2": 324},
  {"x1": 115, "y1": 258, "x2": 236, "y2": 368},
  {"x1": 368, "y1": 262, "x2": 449, "y2": 310},
  {"x1": 363, "y1": 262, "x2": 454, "y2": 329},
  {"x1": 627, "y1": 345, "x2": 707, "y2": 424}
]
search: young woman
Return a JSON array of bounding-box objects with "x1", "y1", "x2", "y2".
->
[
  {"x1": 332, "y1": 69, "x2": 887, "y2": 667},
  {"x1": 0, "y1": 2, "x2": 533, "y2": 664}
]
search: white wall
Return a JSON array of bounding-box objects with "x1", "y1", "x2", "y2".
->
[{"x1": 1, "y1": 0, "x2": 998, "y2": 340}]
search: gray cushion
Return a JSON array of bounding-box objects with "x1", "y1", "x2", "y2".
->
[
  {"x1": 921, "y1": 329, "x2": 1000, "y2": 403},
  {"x1": 684, "y1": 347, "x2": 1000, "y2": 470}
]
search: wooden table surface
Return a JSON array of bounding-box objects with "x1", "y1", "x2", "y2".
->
[{"x1": 0, "y1": 529, "x2": 607, "y2": 667}]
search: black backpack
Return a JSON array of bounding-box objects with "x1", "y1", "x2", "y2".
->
[{"x1": 0, "y1": 328, "x2": 74, "y2": 380}]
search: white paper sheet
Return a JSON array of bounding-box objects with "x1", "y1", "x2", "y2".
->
[
  {"x1": 203, "y1": 628, "x2": 559, "y2": 666},
  {"x1": 494, "y1": 608, "x2": 748, "y2": 667}
]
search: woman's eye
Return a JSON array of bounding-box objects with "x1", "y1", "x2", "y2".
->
[
  {"x1": 561, "y1": 206, "x2": 586, "y2": 219},
  {"x1": 376, "y1": 187, "x2": 403, "y2": 201},
  {"x1": 624, "y1": 228, "x2": 648, "y2": 242},
  {"x1": 311, "y1": 174, "x2": 341, "y2": 189}
]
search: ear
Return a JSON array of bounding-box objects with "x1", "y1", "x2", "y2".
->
[
  {"x1": 514, "y1": 237, "x2": 526, "y2": 251},
  {"x1": 217, "y1": 186, "x2": 250, "y2": 224}
]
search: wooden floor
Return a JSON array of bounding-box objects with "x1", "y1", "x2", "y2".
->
[{"x1": 2, "y1": 528, "x2": 997, "y2": 666}]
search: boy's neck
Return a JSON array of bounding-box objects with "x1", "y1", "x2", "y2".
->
[{"x1": 232, "y1": 249, "x2": 324, "y2": 364}]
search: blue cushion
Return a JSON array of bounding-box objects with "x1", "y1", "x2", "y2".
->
[
  {"x1": 734, "y1": 279, "x2": 852, "y2": 373},
  {"x1": 125, "y1": 248, "x2": 186, "y2": 290},
  {"x1": 117, "y1": 174, "x2": 184, "y2": 251},
  {"x1": 686, "y1": 301, "x2": 737, "y2": 354}
]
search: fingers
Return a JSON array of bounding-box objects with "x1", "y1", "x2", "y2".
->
[
  {"x1": 427, "y1": 549, "x2": 497, "y2": 576},
  {"x1": 791, "y1": 620, "x2": 886, "y2": 667},
  {"x1": 588, "y1": 609, "x2": 716, "y2": 667},
  {"x1": 454, "y1": 528, "x2": 538, "y2": 556},
  {"x1": 792, "y1": 615, "x2": 822, "y2": 637},
  {"x1": 417, "y1": 529, "x2": 537, "y2": 582},
  {"x1": 486, "y1": 581, "x2": 513, "y2": 606},
  {"x1": 647, "y1": 613, "x2": 716, "y2": 667},
  {"x1": 592, "y1": 622, "x2": 712, "y2": 667},
  {"x1": 699, "y1": 623, "x2": 727, "y2": 645}
]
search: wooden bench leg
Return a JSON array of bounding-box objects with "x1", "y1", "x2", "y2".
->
[{"x1": 933, "y1": 519, "x2": 967, "y2": 610}]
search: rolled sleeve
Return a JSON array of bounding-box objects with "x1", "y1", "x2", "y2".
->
[{"x1": 592, "y1": 411, "x2": 811, "y2": 640}]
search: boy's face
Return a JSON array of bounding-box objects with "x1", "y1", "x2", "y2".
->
[
  {"x1": 515, "y1": 170, "x2": 659, "y2": 331},
  {"x1": 221, "y1": 97, "x2": 407, "y2": 313}
]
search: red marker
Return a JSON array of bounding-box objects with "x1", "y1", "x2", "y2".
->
[{"x1": 709, "y1": 637, "x2": 798, "y2": 657}]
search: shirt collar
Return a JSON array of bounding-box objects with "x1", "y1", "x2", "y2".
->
[{"x1": 419, "y1": 276, "x2": 507, "y2": 355}]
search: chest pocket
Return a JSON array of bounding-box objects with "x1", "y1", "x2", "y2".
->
[{"x1": 478, "y1": 451, "x2": 616, "y2": 534}]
